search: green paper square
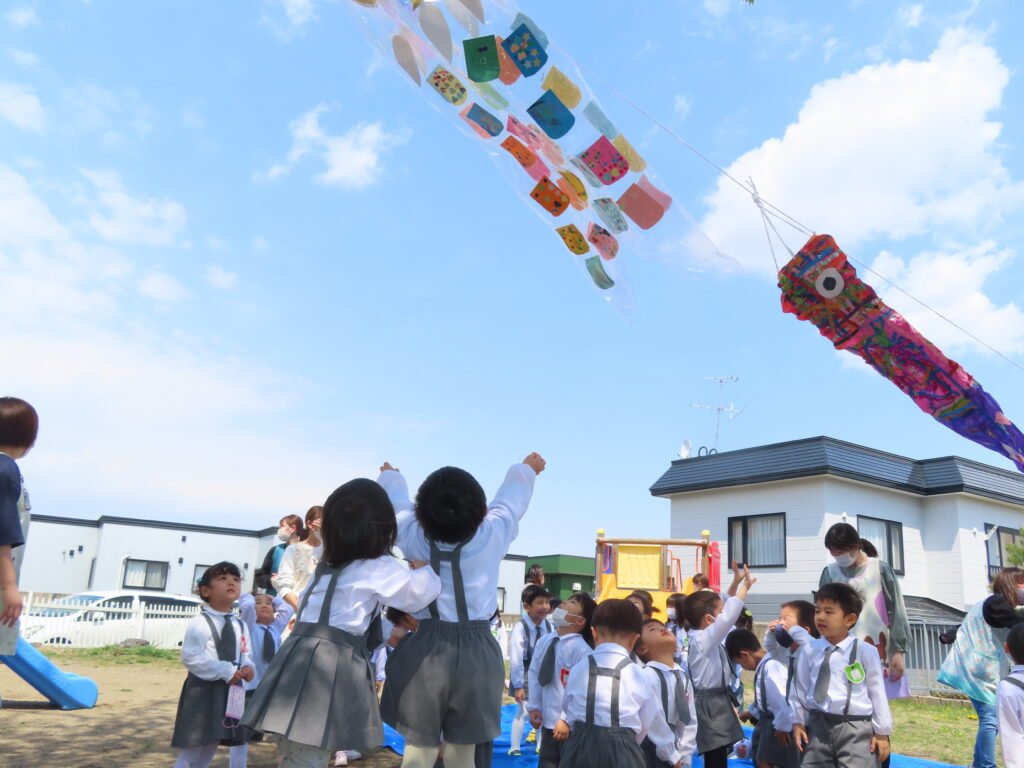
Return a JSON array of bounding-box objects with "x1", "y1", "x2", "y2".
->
[{"x1": 463, "y1": 35, "x2": 501, "y2": 83}]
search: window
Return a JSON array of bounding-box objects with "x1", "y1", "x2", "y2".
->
[
  {"x1": 985, "y1": 524, "x2": 1024, "y2": 581},
  {"x1": 857, "y1": 516, "x2": 905, "y2": 575},
  {"x1": 728, "y1": 513, "x2": 786, "y2": 568},
  {"x1": 122, "y1": 559, "x2": 169, "y2": 591},
  {"x1": 496, "y1": 587, "x2": 506, "y2": 613},
  {"x1": 192, "y1": 565, "x2": 213, "y2": 595}
]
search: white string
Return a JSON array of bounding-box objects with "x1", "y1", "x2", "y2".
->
[
  {"x1": 577, "y1": 59, "x2": 1024, "y2": 373},
  {"x1": 749, "y1": 177, "x2": 780, "y2": 272}
]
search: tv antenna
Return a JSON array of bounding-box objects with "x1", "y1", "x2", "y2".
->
[{"x1": 690, "y1": 375, "x2": 746, "y2": 451}]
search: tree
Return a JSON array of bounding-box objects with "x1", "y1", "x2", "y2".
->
[{"x1": 1006, "y1": 530, "x2": 1024, "y2": 567}]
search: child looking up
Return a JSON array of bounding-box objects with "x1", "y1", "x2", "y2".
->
[
  {"x1": 510, "y1": 584, "x2": 554, "y2": 756},
  {"x1": 726, "y1": 629, "x2": 798, "y2": 768},
  {"x1": 528, "y1": 592, "x2": 597, "y2": 768},
  {"x1": 557, "y1": 599, "x2": 683, "y2": 768},
  {"x1": 683, "y1": 562, "x2": 756, "y2": 768},
  {"x1": 378, "y1": 453, "x2": 546, "y2": 768},
  {"x1": 0, "y1": 397, "x2": 37, "y2": 654},
  {"x1": 664, "y1": 594, "x2": 687, "y2": 666},
  {"x1": 791, "y1": 583, "x2": 892, "y2": 768},
  {"x1": 243, "y1": 478, "x2": 441, "y2": 767},
  {"x1": 998, "y1": 623, "x2": 1024, "y2": 767},
  {"x1": 172, "y1": 562, "x2": 255, "y2": 768},
  {"x1": 635, "y1": 618, "x2": 698, "y2": 768}
]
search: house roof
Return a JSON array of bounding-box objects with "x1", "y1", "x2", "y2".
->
[
  {"x1": 904, "y1": 596, "x2": 966, "y2": 624},
  {"x1": 650, "y1": 436, "x2": 1024, "y2": 507},
  {"x1": 32, "y1": 514, "x2": 276, "y2": 538}
]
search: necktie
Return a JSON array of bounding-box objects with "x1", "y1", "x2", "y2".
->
[
  {"x1": 538, "y1": 637, "x2": 560, "y2": 686},
  {"x1": 814, "y1": 646, "x2": 839, "y2": 705},
  {"x1": 535, "y1": 624, "x2": 542, "y2": 644},
  {"x1": 217, "y1": 616, "x2": 237, "y2": 662},
  {"x1": 672, "y1": 670, "x2": 691, "y2": 725},
  {"x1": 262, "y1": 626, "x2": 276, "y2": 663}
]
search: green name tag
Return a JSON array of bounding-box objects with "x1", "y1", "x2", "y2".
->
[{"x1": 845, "y1": 661, "x2": 866, "y2": 684}]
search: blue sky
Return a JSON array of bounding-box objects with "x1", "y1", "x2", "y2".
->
[{"x1": 2, "y1": 0, "x2": 1024, "y2": 558}]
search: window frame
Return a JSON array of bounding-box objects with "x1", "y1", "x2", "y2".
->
[
  {"x1": 727, "y1": 512, "x2": 787, "y2": 569},
  {"x1": 985, "y1": 524, "x2": 1024, "y2": 581},
  {"x1": 857, "y1": 515, "x2": 906, "y2": 576},
  {"x1": 192, "y1": 564, "x2": 214, "y2": 595},
  {"x1": 121, "y1": 558, "x2": 169, "y2": 592}
]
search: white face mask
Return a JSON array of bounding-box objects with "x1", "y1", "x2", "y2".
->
[
  {"x1": 834, "y1": 552, "x2": 856, "y2": 568},
  {"x1": 277, "y1": 527, "x2": 292, "y2": 543},
  {"x1": 550, "y1": 607, "x2": 581, "y2": 629},
  {"x1": 666, "y1": 608, "x2": 677, "y2": 622}
]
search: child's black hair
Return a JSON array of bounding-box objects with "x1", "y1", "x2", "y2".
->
[
  {"x1": 522, "y1": 584, "x2": 552, "y2": 607},
  {"x1": 682, "y1": 590, "x2": 721, "y2": 630},
  {"x1": 592, "y1": 598, "x2": 643, "y2": 638},
  {"x1": 734, "y1": 608, "x2": 754, "y2": 632},
  {"x1": 385, "y1": 606, "x2": 411, "y2": 626},
  {"x1": 627, "y1": 590, "x2": 658, "y2": 618},
  {"x1": 570, "y1": 592, "x2": 598, "y2": 649},
  {"x1": 814, "y1": 582, "x2": 864, "y2": 618},
  {"x1": 322, "y1": 479, "x2": 396, "y2": 569},
  {"x1": 1008, "y1": 623, "x2": 1024, "y2": 665},
  {"x1": 197, "y1": 562, "x2": 241, "y2": 602},
  {"x1": 548, "y1": 597, "x2": 562, "y2": 613},
  {"x1": 724, "y1": 628, "x2": 762, "y2": 661},
  {"x1": 824, "y1": 522, "x2": 861, "y2": 552},
  {"x1": 0, "y1": 397, "x2": 38, "y2": 449},
  {"x1": 415, "y1": 466, "x2": 487, "y2": 544},
  {"x1": 781, "y1": 599, "x2": 821, "y2": 638}
]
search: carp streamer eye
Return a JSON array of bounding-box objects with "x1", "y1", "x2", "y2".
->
[{"x1": 815, "y1": 267, "x2": 845, "y2": 299}]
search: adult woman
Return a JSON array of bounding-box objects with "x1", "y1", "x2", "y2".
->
[
  {"x1": 939, "y1": 568, "x2": 1024, "y2": 768},
  {"x1": 819, "y1": 523, "x2": 910, "y2": 682},
  {"x1": 522, "y1": 563, "x2": 545, "y2": 593},
  {"x1": 271, "y1": 505, "x2": 323, "y2": 611},
  {"x1": 254, "y1": 514, "x2": 304, "y2": 596}
]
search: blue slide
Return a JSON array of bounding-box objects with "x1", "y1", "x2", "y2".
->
[{"x1": 0, "y1": 637, "x2": 98, "y2": 710}]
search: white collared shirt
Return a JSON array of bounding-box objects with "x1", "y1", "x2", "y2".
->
[
  {"x1": 753, "y1": 656, "x2": 795, "y2": 733},
  {"x1": 510, "y1": 616, "x2": 554, "y2": 689},
  {"x1": 687, "y1": 596, "x2": 743, "y2": 690},
  {"x1": 181, "y1": 606, "x2": 255, "y2": 687},
  {"x1": 791, "y1": 634, "x2": 892, "y2": 735},
  {"x1": 763, "y1": 623, "x2": 813, "y2": 665},
  {"x1": 297, "y1": 554, "x2": 441, "y2": 634},
  {"x1": 237, "y1": 593, "x2": 294, "y2": 688},
  {"x1": 642, "y1": 660, "x2": 698, "y2": 766},
  {"x1": 999, "y1": 665, "x2": 1024, "y2": 768},
  {"x1": 562, "y1": 643, "x2": 683, "y2": 766},
  {"x1": 379, "y1": 463, "x2": 536, "y2": 622},
  {"x1": 527, "y1": 632, "x2": 591, "y2": 729}
]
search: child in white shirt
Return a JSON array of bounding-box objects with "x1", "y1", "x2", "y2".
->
[
  {"x1": 510, "y1": 584, "x2": 554, "y2": 755},
  {"x1": 238, "y1": 592, "x2": 293, "y2": 690},
  {"x1": 635, "y1": 618, "x2": 698, "y2": 768},
  {"x1": 998, "y1": 623, "x2": 1024, "y2": 768}
]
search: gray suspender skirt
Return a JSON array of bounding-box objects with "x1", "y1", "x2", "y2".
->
[
  {"x1": 751, "y1": 659, "x2": 800, "y2": 768},
  {"x1": 240, "y1": 564, "x2": 384, "y2": 752},
  {"x1": 171, "y1": 613, "x2": 252, "y2": 748},
  {"x1": 561, "y1": 657, "x2": 645, "y2": 768},
  {"x1": 379, "y1": 540, "x2": 505, "y2": 747},
  {"x1": 689, "y1": 641, "x2": 744, "y2": 754}
]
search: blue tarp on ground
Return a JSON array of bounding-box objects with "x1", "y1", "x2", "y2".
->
[{"x1": 383, "y1": 705, "x2": 956, "y2": 768}]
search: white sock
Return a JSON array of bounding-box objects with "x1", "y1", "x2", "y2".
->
[
  {"x1": 441, "y1": 743, "x2": 476, "y2": 768},
  {"x1": 510, "y1": 702, "x2": 526, "y2": 751},
  {"x1": 401, "y1": 745, "x2": 442, "y2": 768},
  {"x1": 174, "y1": 744, "x2": 218, "y2": 768},
  {"x1": 228, "y1": 743, "x2": 248, "y2": 768}
]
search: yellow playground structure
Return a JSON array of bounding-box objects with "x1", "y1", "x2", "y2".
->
[{"x1": 594, "y1": 529, "x2": 722, "y2": 615}]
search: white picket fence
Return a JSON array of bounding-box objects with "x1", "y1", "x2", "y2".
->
[{"x1": 19, "y1": 593, "x2": 202, "y2": 649}]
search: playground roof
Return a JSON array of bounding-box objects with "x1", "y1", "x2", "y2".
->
[{"x1": 650, "y1": 436, "x2": 1024, "y2": 507}]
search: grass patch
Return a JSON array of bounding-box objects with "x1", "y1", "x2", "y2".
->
[
  {"x1": 890, "y1": 698, "x2": 994, "y2": 765},
  {"x1": 41, "y1": 644, "x2": 179, "y2": 665}
]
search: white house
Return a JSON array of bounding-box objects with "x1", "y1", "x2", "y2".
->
[
  {"x1": 21, "y1": 514, "x2": 528, "y2": 608},
  {"x1": 650, "y1": 435, "x2": 1024, "y2": 622}
]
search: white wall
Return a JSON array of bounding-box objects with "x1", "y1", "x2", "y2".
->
[
  {"x1": 955, "y1": 495, "x2": 1024, "y2": 606},
  {"x1": 20, "y1": 520, "x2": 100, "y2": 593},
  {"x1": 498, "y1": 557, "x2": 526, "y2": 614}
]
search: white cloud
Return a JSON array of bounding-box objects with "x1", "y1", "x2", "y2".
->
[
  {"x1": 138, "y1": 271, "x2": 189, "y2": 303},
  {"x1": 0, "y1": 81, "x2": 45, "y2": 132},
  {"x1": 703, "y1": 0, "x2": 732, "y2": 19},
  {"x1": 9, "y1": 48, "x2": 37, "y2": 67},
  {"x1": 700, "y1": 28, "x2": 1024, "y2": 357},
  {"x1": 6, "y1": 6, "x2": 38, "y2": 27},
  {"x1": 81, "y1": 169, "x2": 187, "y2": 246},
  {"x1": 253, "y1": 236, "x2": 270, "y2": 252},
  {"x1": 205, "y1": 235, "x2": 229, "y2": 251},
  {"x1": 280, "y1": 0, "x2": 314, "y2": 26},
  {"x1": 822, "y1": 37, "x2": 839, "y2": 63},
  {"x1": 899, "y1": 4, "x2": 924, "y2": 29},
  {"x1": 204, "y1": 264, "x2": 238, "y2": 290},
  {"x1": 64, "y1": 84, "x2": 153, "y2": 144},
  {"x1": 258, "y1": 105, "x2": 409, "y2": 190},
  {"x1": 181, "y1": 107, "x2": 205, "y2": 130},
  {"x1": 673, "y1": 94, "x2": 692, "y2": 121}
]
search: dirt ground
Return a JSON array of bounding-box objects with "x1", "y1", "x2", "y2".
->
[{"x1": 0, "y1": 653, "x2": 402, "y2": 768}]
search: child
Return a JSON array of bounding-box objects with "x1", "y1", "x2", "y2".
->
[
  {"x1": 628, "y1": 591, "x2": 659, "y2": 620},
  {"x1": 791, "y1": 583, "x2": 892, "y2": 768},
  {"x1": 238, "y1": 592, "x2": 294, "y2": 691},
  {"x1": 692, "y1": 574, "x2": 711, "y2": 592},
  {"x1": 488, "y1": 607, "x2": 509, "y2": 662},
  {"x1": 726, "y1": 629, "x2": 798, "y2": 768},
  {"x1": 0, "y1": 397, "x2": 37, "y2": 656},
  {"x1": 556, "y1": 599, "x2": 684, "y2": 768},
  {"x1": 764, "y1": 600, "x2": 818, "y2": 684},
  {"x1": 510, "y1": 583, "x2": 554, "y2": 756},
  {"x1": 242, "y1": 478, "x2": 442, "y2": 767},
  {"x1": 171, "y1": 562, "x2": 256, "y2": 768},
  {"x1": 376, "y1": 608, "x2": 419, "y2": 693},
  {"x1": 664, "y1": 593, "x2": 687, "y2": 666},
  {"x1": 528, "y1": 592, "x2": 597, "y2": 768},
  {"x1": 998, "y1": 623, "x2": 1024, "y2": 767},
  {"x1": 635, "y1": 618, "x2": 698, "y2": 768},
  {"x1": 683, "y1": 562, "x2": 756, "y2": 768},
  {"x1": 378, "y1": 453, "x2": 546, "y2": 768}
]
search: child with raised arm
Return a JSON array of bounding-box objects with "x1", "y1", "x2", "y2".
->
[
  {"x1": 682, "y1": 562, "x2": 756, "y2": 768},
  {"x1": 378, "y1": 453, "x2": 546, "y2": 768},
  {"x1": 791, "y1": 583, "x2": 892, "y2": 768},
  {"x1": 635, "y1": 618, "x2": 698, "y2": 768},
  {"x1": 726, "y1": 629, "x2": 798, "y2": 768}
]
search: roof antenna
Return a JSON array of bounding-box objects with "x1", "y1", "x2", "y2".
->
[{"x1": 690, "y1": 375, "x2": 745, "y2": 451}]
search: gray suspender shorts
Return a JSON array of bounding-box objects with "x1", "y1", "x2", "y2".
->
[
  {"x1": 560, "y1": 657, "x2": 645, "y2": 768},
  {"x1": 379, "y1": 540, "x2": 505, "y2": 747}
]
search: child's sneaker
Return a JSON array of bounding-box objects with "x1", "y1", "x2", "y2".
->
[
  {"x1": 525, "y1": 730, "x2": 536, "y2": 743},
  {"x1": 508, "y1": 748, "x2": 522, "y2": 756}
]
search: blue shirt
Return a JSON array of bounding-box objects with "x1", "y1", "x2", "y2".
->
[{"x1": 0, "y1": 455, "x2": 25, "y2": 549}]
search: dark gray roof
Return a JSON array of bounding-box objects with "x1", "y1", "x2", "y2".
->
[
  {"x1": 904, "y1": 596, "x2": 966, "y2": 624},
  {"x1": 650, "y1": 436, "x2": 1024, "y2": 506},
  {"x1": 32, "y1": 514, "x2": 276, "y2": 538}
]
